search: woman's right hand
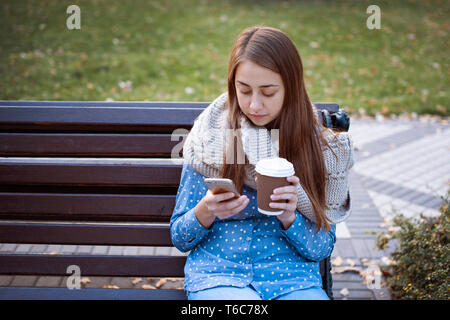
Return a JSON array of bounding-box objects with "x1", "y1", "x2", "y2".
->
[{"x1": 195, "y1": 191, "x2": 249, "y2": 229}]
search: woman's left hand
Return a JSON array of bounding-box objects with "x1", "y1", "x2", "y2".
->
[{"x1": 269, "y1": 175, "x2": 300, "y2": 229}]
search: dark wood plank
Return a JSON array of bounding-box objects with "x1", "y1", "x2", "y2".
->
[
  {"x1": 0, "y1": 102, "x2": 338, "y2": 133},
  {"x1": 0, "y1": 105, "x2": 203, "y2": 133},
  {"x1": 0, "y1": 100, "x2": 337, "y2": 110},
  {"x1": 0, "y1": 133, "x2": 187, "y2": 157},
  {"x1": 0, "y1": 193, "x2": 176, "y2": 222},
  {"x1": 0, "y1": 100, "x2": 208, "y2": 108},
  {"x1": 0, "y1": 222, "x2": 173, "y2": 246},
  {"x1": 0, "y1": 161, "x2": 182, "y2": 186},
  {"x1": 0, "y1": 287, "x2": 187, "y2": 300},
  {"x1": 0, "y1": 254, "x2": 186, "y2": 277}
]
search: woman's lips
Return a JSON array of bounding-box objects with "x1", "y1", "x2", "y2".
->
[{"x1": 250, "y1": 114, "x2": 267, "y2": 119}]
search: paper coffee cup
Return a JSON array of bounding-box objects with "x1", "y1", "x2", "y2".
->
[{"x1": 255, "y1": 157, "x2": 295, "y2": 215}]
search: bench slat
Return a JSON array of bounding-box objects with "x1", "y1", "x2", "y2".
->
[
  {"x1": 0, "y1": 100, "x2": 208, "y2": 108},
  {"x1": 0, "y1": 101, "x2": 338, "y2": 111},
  {"x1": 0, "y1": 105, "x2": 202, "y2": 127},
  {"x1": 0, "y1": 162, "x2": 182, "y2": 186},
  {"x1": 0, "y1": 102, "x2": 338, "y2": 133},
  {"x1": 0, "y1": 222, "x2": 174, "y2": 246},
  {"x1": 0, "y1": 287, "x2": 186, "y2": 300},
  {"x1": 0, "y1": 133, "x2": 186, "y2": 157},
  {"x1": 0, "y1": 254, "x2": 186, "y2": 277},
  {"x1": 0, "y1": 106, "x2": 203, "y2": 131},
  {"x1": 0, "y1": 193, "x2": 175, "y2": 222}
]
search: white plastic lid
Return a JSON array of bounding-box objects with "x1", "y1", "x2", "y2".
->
[{"x1": 255, "y1": 157, "x2": 295, "y2": 177}]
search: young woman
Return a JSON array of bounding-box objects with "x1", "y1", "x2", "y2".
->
[{"x1": 170, "y1": 26, "x2": 354, "y2": 300}]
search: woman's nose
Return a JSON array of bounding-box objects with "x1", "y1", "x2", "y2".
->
[{"x1": 249, "y1": 95, "x2": 263, "y2": 113}]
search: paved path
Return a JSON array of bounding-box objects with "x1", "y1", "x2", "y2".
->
[
  {"x1": 331, "y1": 116, "x2": 449, "y2": 299},
  {"x1": 0, "y1": 117, "x2": 448, "y2": 300}
]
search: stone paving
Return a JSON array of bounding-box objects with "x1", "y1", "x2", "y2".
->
[
  {"x1": 0, "y1": 117, "x2": 448, "y2": 300},
  {"x1": 330, "y1": 116, "x2": 449, "y2": 300}
]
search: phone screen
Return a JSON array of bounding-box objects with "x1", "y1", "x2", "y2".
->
[{"x1": 204, "y1": 178, "x2": 240, "y2": 198}]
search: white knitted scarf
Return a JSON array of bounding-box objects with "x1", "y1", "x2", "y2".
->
[{"x1": 183, "y1": 92, "x2": 354, "y2": 224}]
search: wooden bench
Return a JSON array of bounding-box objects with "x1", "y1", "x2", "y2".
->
[{"x1": 0, "y1": 99, "x2": 348, "y2": 300}]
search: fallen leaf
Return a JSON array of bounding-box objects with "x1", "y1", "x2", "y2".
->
[
  {"x1": 381, "y1": 268, "x2": 393, "y2": 277},
  {"x1": 142, "y1": 284, "x2": 156, "y2": 290},
  {"x1": 361, "y1": 259, "x2": 377, "y2": 267},
  {"x1": 185, "y1": 87, "x2": 195, "y2": 95},
  {"x1": 346, "y1": 258, "x2": 356, "y2": 267},
  {"x1": 380, "y1": 106, "x2": 389, "y2": 115},
  {"x1": 102, "y1": 285, "x2": 120, "y2": 289},
  {"x1": 381, "y1": 256, "x2": 394, "y2": 266},
  {"x1": 360, "y1": 264, "x2": 382, "y2": 284},
  {"x1": 436, "y1": 105, "x2": 446, "y2": 113},
  {"x1": 331, "y1": 256, "x2": 343, "y2": 267},
  {"x1": 331, "y1": 266, "x2": 362, "y2": 274},
  {"x1": 340, "y1": 288, "x2": 349, "y2": 296},
  {"x1": 131, "y1": 277, "x2": 142, "y2": 285},
  {"x1": 155, "y1": 278, "x2": 168, "y2": 288},
  {"x1": 80, "y1": 277, "x2": 91, "y2": 285},
  {"x1": 406, "y1": 86, "x2": 416, "y2": 93}
]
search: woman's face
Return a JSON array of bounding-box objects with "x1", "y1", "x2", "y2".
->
[{"x1": 235, "y1": 59, "x2": 285, "y2": 126}]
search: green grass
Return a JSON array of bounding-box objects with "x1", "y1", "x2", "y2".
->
[{"x1": 0, "y1": 0, "x2": 448, "y2": 116}]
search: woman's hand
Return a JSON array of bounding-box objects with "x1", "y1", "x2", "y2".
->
[
  {"x1": 256, "y1": 175, "x2": 300, "y2": 230},
  {"x1": 195, "y1": 191, "x2": 249, "y2": 229}
]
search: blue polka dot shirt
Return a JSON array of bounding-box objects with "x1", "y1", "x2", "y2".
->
[{"x1": 170, "y1": 164, "x2": 336, "y2": 300}]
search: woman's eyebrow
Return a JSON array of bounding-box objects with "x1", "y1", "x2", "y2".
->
[{"x1": 236, "y1": 80, "x2": 279, "y2": 88}]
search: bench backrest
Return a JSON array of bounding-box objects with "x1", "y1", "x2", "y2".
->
[{"x1": 0, "y1": 100, "x2": 340, "y2": 295}]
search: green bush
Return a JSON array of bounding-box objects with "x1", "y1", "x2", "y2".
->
[{"x1": 376, "y1": 190, "x2": 449, "y2": 300}]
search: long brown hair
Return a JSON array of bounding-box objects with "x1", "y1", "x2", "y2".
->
[{"x1": 221, "y1": 25, "x2": 334, "y2": 232}]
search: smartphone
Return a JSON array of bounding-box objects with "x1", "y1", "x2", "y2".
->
[{"x1": 203, "y1": 178, "x2": 241, "y2": 200}]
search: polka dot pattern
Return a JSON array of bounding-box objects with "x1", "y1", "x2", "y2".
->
[{"x1": 170, "y1": 164, "x2": 336, "y2": 300}]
